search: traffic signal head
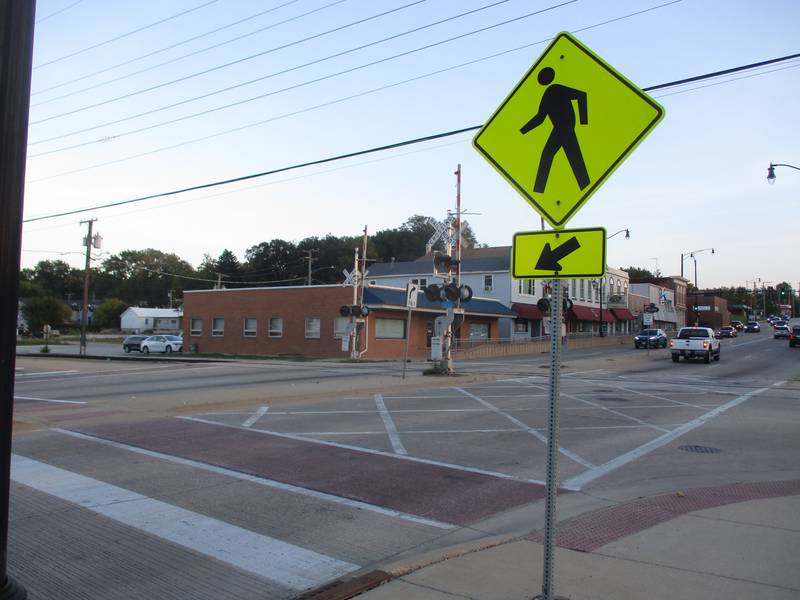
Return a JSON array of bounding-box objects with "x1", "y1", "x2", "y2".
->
[
  {"x1": 424, "y1": 284, "x2": 444, "y2": 302},
  {"x1": 459, "y1": 284, "x2": 473, "y2": 302},
  {"x1": 444, "y1": 283, "x2": 460, "y2": 302},
  {"x1": 433, "y1": 254, "x2": 452, "y2": 273},
  {"x1": 339, "y1": 305, "x2": 370, "y2": 317},
  {"x1": 537, "y1": 298, "x2": 551, "y2": 313}
]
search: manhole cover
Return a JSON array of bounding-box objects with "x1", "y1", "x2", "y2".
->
[{"x1": 679, "y1": 445, "x2": 721, "y2": 454}]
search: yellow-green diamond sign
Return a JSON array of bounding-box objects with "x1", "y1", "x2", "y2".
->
[
  {"x1": 513, "y1": 227, "x2": 606, "y2": 279},
  {"x1": 473, "y1": 32, "x2": 664, "y2": 228}
]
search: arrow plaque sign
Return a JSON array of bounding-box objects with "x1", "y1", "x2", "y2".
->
[{"x1": 512, "y1": 227, "x2": 606, "y2": 279}]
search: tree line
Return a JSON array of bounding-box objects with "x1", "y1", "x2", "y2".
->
[{"x1": 18, "y1": 215, "x2": 479, "y2": 331}]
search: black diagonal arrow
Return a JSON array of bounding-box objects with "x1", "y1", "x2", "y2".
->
[{"x1": 535, "y1": 236, "x2": 581, "y2": 271}]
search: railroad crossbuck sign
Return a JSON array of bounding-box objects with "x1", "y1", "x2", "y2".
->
[
  {"x1": 473, "y1": 32, "x2": 664, "y2": 228},
  {"x1": 512, "y1": 228, "x2": 606, "y2": 279}
]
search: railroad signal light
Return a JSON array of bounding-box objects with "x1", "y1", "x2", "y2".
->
[{"x1": 339, "y1": 305, "x2": 370, "y2": 318}]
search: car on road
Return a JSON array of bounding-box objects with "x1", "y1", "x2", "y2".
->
[
  {"x1": 670, "y1": 327, "x2": 720, "y2": 363},
  {"x1": 730, "y1": 320, "x2": 744, "y2": 331},
  {"x1": 633, "y1": 328, "x2": 668, "y2": 348},
  {"x1": 744, "y1": 321, "x2": 760, "y2": 333},
  {"x1": 772, "y1": 320, "x2": 788, "y2": 329},
  {"x1": 773, "y1": 325, "x2": 790, "y2": 339},
  {"x1": 122, "y1": 335, "x2": 149, "y2": 353},
  {"x1": 716, "y1": 326, "x2": 737, "y2": 338},
  {"x1": 140, "y1": 335, "x2": 183, "y2": 354},
  {"x1": 790, "y1": 326, "x2": 800, "y2": 348}
]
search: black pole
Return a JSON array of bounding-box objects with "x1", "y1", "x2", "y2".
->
[
  {"x1": 599, "y1": 278, "x2": 605, "y2": 337},
  {"x1": 0, "y1": 1, "x2": 36, "y2": 598}
]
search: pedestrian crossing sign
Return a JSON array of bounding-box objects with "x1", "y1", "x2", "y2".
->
[{"x1": 473, "y1": 31, "x2": 664, "y2": 228}]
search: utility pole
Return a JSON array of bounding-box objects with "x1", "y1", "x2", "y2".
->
[
  {"x1": 304, "y1": 249, "x2": 318, "y2": 285},
  {"x1": 350, "y1": 246, "x2": 360, "y2": 360},
  {"x1": 79, "y1": 219, "x2": 97, "y2": 356},
  {"x1": 0, "y1": 1, "x2": 36, "y2": 598}
]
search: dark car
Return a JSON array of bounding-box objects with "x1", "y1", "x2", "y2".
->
[
  {"x1": 716, "y1": 326, "x2": 737, "y2": 338},
  {"x1": 744, "y1": 321, "x2": 760, "y2": 333},
  {"x1": 122, "y1": 335, "x2": 148, "y2": 353},
  {"x1": 634, "y1": 329, "x2": 668, "y2": 348},
  {"x1": 790, "y1": 326, "x2": 800, "y2": 348}
]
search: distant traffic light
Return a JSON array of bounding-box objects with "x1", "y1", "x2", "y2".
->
[
  {"x1": 423, "y1": 283, "x2": 473, "y2": 303},
  {"x1": 339, "y1": 305, "x2": 369, "y2": 318}
]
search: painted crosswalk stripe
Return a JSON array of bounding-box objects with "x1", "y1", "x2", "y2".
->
[
  {"x1": 375, "y1": 394, "x2": 407, "y2": 455},
  {"x1": 242, "y1": 406, "x2": 269, "y2": 428},
  {"x1": 11, "y1": 454, "x2": 359, "y2": 590}
]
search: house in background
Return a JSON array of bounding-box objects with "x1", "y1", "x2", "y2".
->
[
  {"x1": 120, "y1": 307, "x2": 183, "y2": 334},
  {"x1": 367, "y1": 247, "x2": 637, "y2": 339}
]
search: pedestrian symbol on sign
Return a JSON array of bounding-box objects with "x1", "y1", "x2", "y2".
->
[{"x1": 520, "y1": 67, "x2": 589, "y2": 194}]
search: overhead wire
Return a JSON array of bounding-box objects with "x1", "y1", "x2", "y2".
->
[
  {"x1": 22, "y1": 50, "x2": 800, "y2": 224},
  {"x1": 29, "y1": 0, "x2": 430, "y2": 125},
  {"x1": 29, "y1": 0, "x2": 577, "y2": 152},
  {"x1": 30, "y1": 0, "x2": 335, "y2": 102},
  {"x1": 33, "y1": 1, "x2": 220, "y2": 70},
  {"x1": 36, "y1": 0, "x2": 84, "y2": 25}
]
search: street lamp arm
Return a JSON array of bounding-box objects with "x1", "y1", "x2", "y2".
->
[
  {"x1": 770, "y1": 163, "x2": 800, "y2": 170},
  {"x1": 607, "y1": 228, "x2": 630, "y2": 240},
  {"x1": 767, "y1": 162, "x2": 799, "y2": 184}
]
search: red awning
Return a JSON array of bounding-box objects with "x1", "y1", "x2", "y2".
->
[
  {"x1": 567, "y1": 305, "x2": 616, "y2": 322},
  {"x1": 512, "y1": 303, "x2": 545, "y2": 320},
  {"x1": 611, "y1": 308, "x2": 637, "y2": 320}
]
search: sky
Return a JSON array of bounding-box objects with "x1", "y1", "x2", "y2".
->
[{"x1": 20, "y1": 0, "x2": 800, "y2": 290}]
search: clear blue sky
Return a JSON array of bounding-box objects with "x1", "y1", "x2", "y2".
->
[{"x1": 21, "y1": 0, "x2": 800, "y2": 290}]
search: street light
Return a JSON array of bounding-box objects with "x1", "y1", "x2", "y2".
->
[
  {"x1": 592, "y1": 228, "x2": 630, "y2": 337},
  {"x1": 766, "y1": 162, "x2": 800, "y2": 184},
  {"x1": 680, "y1": 247, "x2": 714, "y2": 282}
]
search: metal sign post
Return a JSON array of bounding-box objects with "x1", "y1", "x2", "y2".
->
[
  {"x1": 538, "y1": 278, "x2": 563, "y2": 600},
  {"x1": 402, "y1": 283, "x2": 419, "y2": 379}
]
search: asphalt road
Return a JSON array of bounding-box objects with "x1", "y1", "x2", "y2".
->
[{"x1": 9, "y1": 325, "x2": 800, "y2": 599}]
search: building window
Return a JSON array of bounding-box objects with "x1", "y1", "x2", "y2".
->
[
  {"x1": 514, "y1": 320, "x2": 529, "y2": 333},
  {"x1": 243, "y1": 318, "x2": 257, "y2": 337},
  {"x1": 469, "y1": 323, "x2": 490, "y2": 340},
  {"x1": 212, "y1": 318, "x2": 224, "y2": 337},
  {"x1": 579, "y1": 280, "x2": 585, "y2": 301},
  {"x1": 411, "y1": 277, "x2": 427, "y2": 287},
  {"x1": 375, "y1": 318, "x2": 405, "y2": 339},
  {"x1": 527, "y1": 279, "x2": 535, "y2": 295},
  {"x1": 571, "y1": 280, "x2": 577, "y2": 299},
  {"x1": 145, "y1": 318, "x2": 149, "y2": 325},
  {"x1": 484, "y1": 275, "x2": 493, "y2": 291},
  {"x1": 333, "y1": 317, "x2": 350, "y2": 339},
  {"x1": 190, "y1": 318, "x2": 202, "y2": 336},
  {"x1": 305, "y1": 317, "x2": 321, "y2": 339},
  {"x1": 268, "y1": 317, "x2": 283, "y2": 338}
]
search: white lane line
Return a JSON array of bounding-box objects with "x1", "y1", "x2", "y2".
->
[
  {"x1": 374, "y1": 395, "x2": 407, "y2": 455},
  {"x1": 609, "y1": 386, "x2": 702, "y2": 409},
  {"x1": 15, "y1": 370, "x2": 78, "y2": 377},
  {"x1": 11, "y1": 454, "x2": 359, "y2": 589},
  {"x1": 14, "y1": 396, "x2": 87, "y2": 405},
  {"x1": 560, "y1": 392, "x2": 670, "y2": 433},
  {"x1": 454, "y1": 387, "x2": 595, "y2": 470},
  {"x1": 291, "y1": 424, "x2": 688, "y2": 435},
  {"x1": 242, "y1": 406, "x2": 269, "y2": 428},
  {"x1": 772, "y1": 380, "x2": 787, "y2": 387},
  {"x1": 14, "y1": 364, "x2": 230, "y2": 384},
  {"x1": 55, "y1": 429, "x2": 452, "y2": 530},
  {"x1": 563, "y1": 386, "x2": 772, "y2": 490},
  {"x1": 180, "y1": 416, "x2": 547, "y2": 486}
]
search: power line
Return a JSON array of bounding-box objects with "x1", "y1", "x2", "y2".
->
[
  {"x1": 29, "y1": 0, "x2": 575, "y2": 151},
  {"x1": 33, "y1": 1, "x2": 220, "y2": 70},
  {"x1": 36, "y1": 0, "x2": 84, "y2": 25},
  {"x1": 22, "y1": 56, "x2": 800, "y2": 223},
  {"x1": 30, "y1": 0, "x2": 333, "y2": 101},
  {"x1": 29, "y1": 0, "x2": 430, "y2": 125}
]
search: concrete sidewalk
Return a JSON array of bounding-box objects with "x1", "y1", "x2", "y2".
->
[{"x1": 316, "y1": 481, "x2": 800, "y2": 600}]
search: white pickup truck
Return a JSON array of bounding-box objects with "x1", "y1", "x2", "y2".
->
[{"x1": 670, "y1": 327, "x2": 721, "y2": 363}]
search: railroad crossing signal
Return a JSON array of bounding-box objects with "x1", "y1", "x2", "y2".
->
[
  {"x1": 512, "y1": 227, "x2": 606, "y2": 279},
  {"x1": 473, "y1": 31, "x2": 664, "y2": 228}
]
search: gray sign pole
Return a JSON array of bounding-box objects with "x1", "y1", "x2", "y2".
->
[{"x1": 538, "y1": 278, "x2": 563, "y2": 600}]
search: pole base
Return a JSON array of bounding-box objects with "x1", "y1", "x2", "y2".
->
[{"x1": 0, "y1": 576, "x2": 27, "y2": 600}]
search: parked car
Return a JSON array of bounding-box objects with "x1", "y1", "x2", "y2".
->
[
  {"x1": 633, "y1": 329, "x2": 668, "y2": 348},
  {"x1": 140, "y1": 335, "x2": 183, "y2": 354},
  {"x1": 790, "y1": 326, "x2": 800, "y2": 348},
  {"x1": 122, "y1": 335, "x2": 149, "y2": 353},
  {"x1": 744, "y1": 321, "x2": 760, "y2": 333},
  {"x1": 773, "y1": 325, "x2": 790, "y2": 339},
  {"x1": 730, "y1": 320, "x2": 744, "y2": 331},
  {"x1": 716, "y1": 326, "x2": 737, "y2": 338},
  {"x1": 670, "y1": 327, "x2": 720, "y2": 363}
]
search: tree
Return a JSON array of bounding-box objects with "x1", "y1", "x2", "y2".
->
[
  {"x1": 622, "y1": 266, "x2": 656, "y2": 279},
  {"x1": 214, "y1": 249, "x2": 244, "y2": 287},
  {"x1": 93, "y1": 298, "x2": 128, "y2": 329},
  {"x1": 97, "y1": 249, "x2": 195, "y2": 306},
  {"x1": 28, "y1": 260, "x2": 83, "y2": 300},
  {"x1": 21, "y1": 297, "x2": 72, "y2": 333},
  {"x1": 243, "y1": 239, "x2": 303, "y2": 284}
]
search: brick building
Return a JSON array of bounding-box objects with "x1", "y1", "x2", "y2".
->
[
  {"x1": 685, "y1": 294, "x2": 731, "y2": 329},
  {"x1": 182, "y1": 284, "x2": 515, "y2": 359}
]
